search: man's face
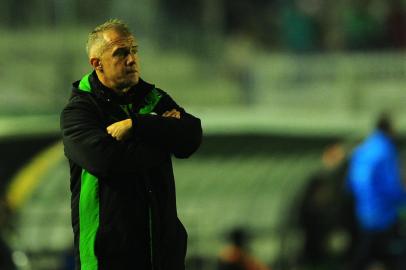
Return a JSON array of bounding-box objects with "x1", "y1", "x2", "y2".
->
[{"x1": 98, "y1": 29, "x2": 140, "y2": 90}]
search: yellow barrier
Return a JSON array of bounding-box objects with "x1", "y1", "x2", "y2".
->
[{"x1": 6, "y1": 141, "x2": 64, "y2": 210}]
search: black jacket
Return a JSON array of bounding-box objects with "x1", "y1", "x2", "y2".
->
[{"x1": 60, "y1": 72, "x2": 202, "y2": 270}]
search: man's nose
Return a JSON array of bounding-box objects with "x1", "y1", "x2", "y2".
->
[{"x1": 127, "y1": 53, "x2": 137, "y2": 65}]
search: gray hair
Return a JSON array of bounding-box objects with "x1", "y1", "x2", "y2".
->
[{"x1": 86, "y1": 19, "x2": 132, "y2": 58}]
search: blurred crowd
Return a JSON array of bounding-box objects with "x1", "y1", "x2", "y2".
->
[
  {"x1": 223, "y1": 0, "x2": 406, "y2": 52},
  {"x1": 2, "y1": 0, "x2": 405, "y2": 53}
]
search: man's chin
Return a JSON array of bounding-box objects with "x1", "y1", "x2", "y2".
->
[
  {"x1": 123, "y1": 77, "x2": 140, "y2": 88},
  {"x1": 128, "y1": 73, "x2": 140, "y2": 85}
]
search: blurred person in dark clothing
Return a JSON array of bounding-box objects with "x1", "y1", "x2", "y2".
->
[
  {"x1": 60, "y1": 246, "x2": 75, "y2": 270},
  {"x1": 218, "y1": 228, "x2": 271, "y2": 270},
  {"x1": 280, "y1": 0, "x2": 323, "y2": 53},
  {"x1": 386, "y1": 0, "x2": 406, "y2": 49},
  {"x1": 346, "y1": 114, "x2": 406, "y2": 270},
  {"x1": 0, "y1": 239, "x2": 15, "y2": 270},
  {"x1": 0, "y1": 198, "x2": 16, "y2": 270},
  {"x1": 341, "y1": 1, "x2": 387, "y2": 50},
  {"x1": 298, "y1": 142, "x2": 356, "y2": 268},
  {"x1": 60, "y1": 19, "x2": 202, "y2": 270}
]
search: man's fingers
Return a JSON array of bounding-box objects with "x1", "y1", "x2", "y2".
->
[
  {"x1": 106, "y1": 125, "x2": 122, "y2": 140},
  {"x1": 107, "y1": 127, "x2": 118, "y2": 137},
  {"x1": 163, "y1": 109, "x2": 176, "y2": 117},
  {"x1": 170, "y1": 111, "x2": 180, "y2": 119},
  {"x1": 106, "y1": 126, "x2": 113, "y2": 135},
  {"x1": 163, "y1": 109, "x2": 180, "y2": 119},
  {"x1": 106, "y1": 119, "x2": 132, "y2": 141}
]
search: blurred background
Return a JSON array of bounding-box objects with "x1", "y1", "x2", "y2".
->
[{"x1": 0, "y1": 0, "x2": 405, "y2": 269}]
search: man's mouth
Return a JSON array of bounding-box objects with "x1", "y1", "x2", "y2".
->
[{"x1": 126, "y1": 70, "x2": 137, "y2": 75}]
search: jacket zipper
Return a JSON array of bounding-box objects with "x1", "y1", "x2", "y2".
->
[
  {"x1": 122, "y1": 103, "x2": 154, "y2": 269},
  {"x1": 120, "y1": 104, "x2": 132, "y2": 117}
]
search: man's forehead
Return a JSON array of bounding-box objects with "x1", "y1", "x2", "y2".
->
[{"x1": 101, "y1": 30, "x2": 137, "y2": 51}]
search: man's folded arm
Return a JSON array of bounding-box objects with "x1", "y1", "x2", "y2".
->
[
  {"x1": 61, "y1": 98, "x2": 165, "y2": 178},
  {"x1": 132, "y1": 111, "x2": 202, "y2": 159},
  {"x1": 131, "y1": 89, "x2": 202, "y2": 158}
]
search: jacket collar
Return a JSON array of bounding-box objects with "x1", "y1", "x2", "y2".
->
[{"x1": 73, "y1": 71, "x2": 155, "y2": 105}]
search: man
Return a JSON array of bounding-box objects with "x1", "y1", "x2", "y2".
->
[
  {"x1": 60, "y1": 19, "x2": 202, "y2": 270},
  {"x1": 347, "y1": 115, "x2": 406, "y2": 270}
]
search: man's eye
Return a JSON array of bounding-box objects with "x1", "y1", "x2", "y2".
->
[
  {"x1": 114, "y1": 47, "x2": 137, "y2": 58},
  {"x1": 117, "y1": 50, "x2": 128, "y2": 57},
  {"x1": 114, "y1": 49, "x2": 130, "y2": 58},
  {"x1": 130, "y1": 47, "x2": 138, "y2": 54}
]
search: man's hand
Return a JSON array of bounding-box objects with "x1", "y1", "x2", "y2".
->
[
  {"x1": 107, "y1": 110, "x2": 179, "y2": 141},
  {"x1": 162, "y1": 109, "x2": 180, "y2": 119},
  {"x1": 107, "y1": 119, "x2": 132, "y2": 141}
]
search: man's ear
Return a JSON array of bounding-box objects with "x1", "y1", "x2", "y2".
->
[{"x1": 90, "y1": 58, "x2": 103, "y2": 71}]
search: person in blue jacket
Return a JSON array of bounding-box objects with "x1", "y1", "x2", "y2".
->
[{"x1": 347, "y1": 114, "x2": 406, "y2": 270}]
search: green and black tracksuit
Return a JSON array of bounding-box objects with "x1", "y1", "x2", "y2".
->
[{"x1": 60, "y1": 71, "x2": 202, "y2": 270}]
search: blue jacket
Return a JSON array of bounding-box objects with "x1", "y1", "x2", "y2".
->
[{"x1": 348, "y1": 131, "x2": 406, "y2": 231}]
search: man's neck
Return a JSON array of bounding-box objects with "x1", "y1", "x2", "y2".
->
[{"x1": 95, "y1": 71, "x2": 129, "y2": 95}]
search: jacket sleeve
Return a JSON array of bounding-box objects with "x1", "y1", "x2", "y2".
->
[
  {"x1": 61, "y1": 96, "x2": 166, "y2": 179},
  {"x1": 131, "y1": 89, "x2": 202, "y2": 159}
]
